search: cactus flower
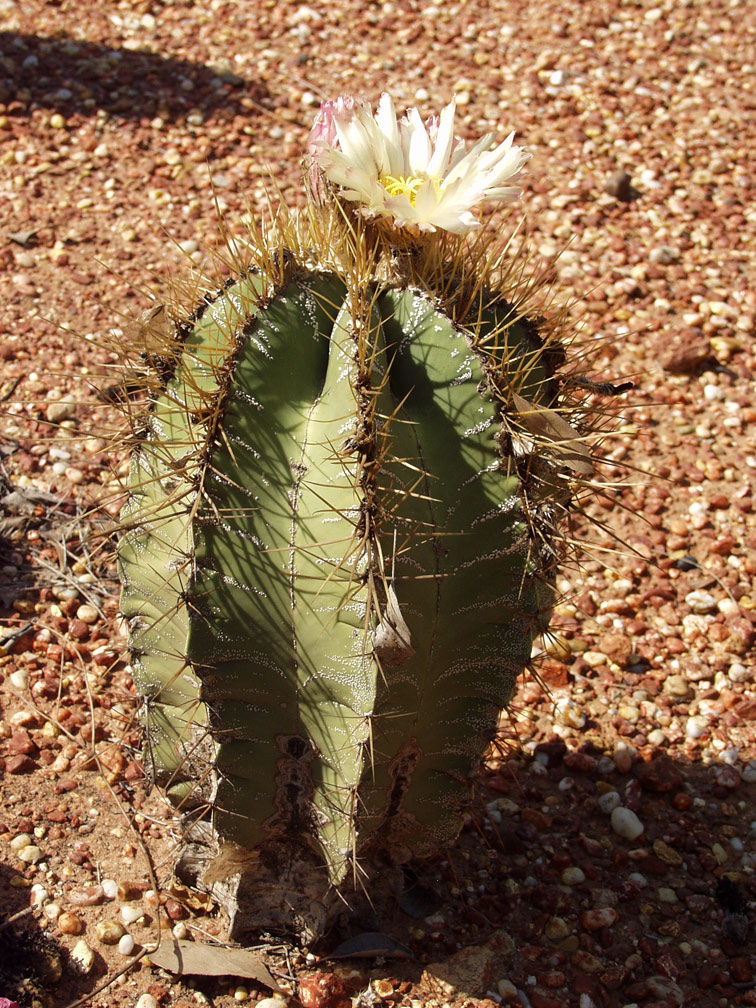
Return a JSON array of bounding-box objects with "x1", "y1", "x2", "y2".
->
[{"x1": 309, "y1": 92, "x2": 530, "y2": 237}]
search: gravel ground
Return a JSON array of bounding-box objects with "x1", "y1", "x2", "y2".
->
[{"x1": 1, "y1": 1, "x2": 755, "y2": 1007}]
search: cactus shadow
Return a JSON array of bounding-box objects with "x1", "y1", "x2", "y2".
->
[
  {"x1": 0, "y1": 858, "x2": 96, "y2": 1005},
  {"x1": 0, "y1": 31, "x2": 270, "y2": 123}
]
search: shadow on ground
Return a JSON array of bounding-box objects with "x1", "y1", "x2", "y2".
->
[{"x1": 0, "y1": 32, "x2": 269, "y2": 123}]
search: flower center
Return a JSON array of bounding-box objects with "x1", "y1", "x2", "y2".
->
[{"x1": 380, "y1": 174, "x2": 436, "y2": 206}]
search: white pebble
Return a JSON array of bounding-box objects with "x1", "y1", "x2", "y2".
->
[
  {"x1": 686, "y1": 715, "x2": 709, "y2": 740},
  {"x1": 702, "y1": 383, "x2": 723, "y2": 401},
  {"x1": 255, "y1": 999, "x2": 288, "y2": 1008},
  {"x1": 136, "y1": 995, "x2": 158, "y2": 1008},
  {"x1": 597, "y1": 791, "x2": 622, "y2": 814},
  {"x1": 729, "y1": 663, "x2": 749, "y2": 683},
  {"x1": 18, "y1": 845, "x2": 44, "y2": 864},
  {"x1": 172, "y1": 921, "x2": 188, "y2": 939},
  {"x1": 118, "y1": 933, "x2": 135, "y2": 956},
  {"x1": 9, "y1": 833, "x2": 32, "y2": 852},
  {"x1": 561, "y1": 866, "x2": 586, "y2": 885},
  {"x1": 628, "y1": 872, "x2": 648, "y2": 887},
  {"x1": 101, "y1": 879, "x2": 118, "y2": 900},
  {"x1": 611, "y1": 806, "x2": 644, "y2": 840},
  {"x1": 71, "y1": 940, "x2": 95, "y2": 975},
  {"x1": 121, "y1": 903, "x2": 144, "y2": 925},
  {"x1": 30, "y1": 884, "x2": 48, "y2": 905},
  {"x1": 9, "y1": 669, "x2": 29, "y2": 689},
  {"x1": 554, "y1": 699, "x2": 586, "y2": 729},
  {"x1": 685, "y1": 590, "x2": 717, "y2": 613}
]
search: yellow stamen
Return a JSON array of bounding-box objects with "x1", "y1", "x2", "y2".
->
[{"x1": 380, "y1": 174, "x2": 437, "y2": 206}]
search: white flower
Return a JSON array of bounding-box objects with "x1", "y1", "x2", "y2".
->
[{"x1": 308, "y1": 93, "x2": 530, "y2": 237}]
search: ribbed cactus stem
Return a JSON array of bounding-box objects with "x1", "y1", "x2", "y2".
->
[{"x1": 119, "y1": 204, "x2": 590, "y2": 939}]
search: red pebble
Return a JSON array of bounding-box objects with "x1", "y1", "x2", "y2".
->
[
  {"x1": 529, "y1": 993, "x2": 565, "y2": 1008},
  {"x1": 564, "y1": 751, "x2": 597, "y2": 773},
  {"x1": 298, "y1": 973, "x2": 351, "y2": 1008},
  {"x1": 5, "y1": 754, "x2": 35, "y2": 774},
  {"x1": 7, "y1": 732, "x2": 37, "y2": 756}
]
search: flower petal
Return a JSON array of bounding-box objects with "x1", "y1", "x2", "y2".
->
[
  {"x1": 405, "y1": 107, "x2": 433, "y2": 175},
  {"x1": 426, "y1": 98, "x2": 457, "y2": 178}
]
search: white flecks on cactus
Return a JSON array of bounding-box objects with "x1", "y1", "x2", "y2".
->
[{"x1": 308, "y1": 93, "x2": 530, "y2": 236}]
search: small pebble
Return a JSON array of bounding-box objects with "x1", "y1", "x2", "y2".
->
[
  {"x1": 685, "y1": 589, "x2": 717, "y2": 613},
  {"x1": 686, "y1": 715, "x2": 709, "y2": 739},
  {"x1": 233, "y1": 987, "x2": 249, "y2": 1003},
  {"x1": 75, "y1": 604, "x2": 99, "y2": 624},
  {"x1": 71, "y1": 940, "x2": 95, "y2": 974},
  {"x1": 611, "y1": 806, "x2": 644, "y2": 840},
  {"x1": 136, "y1": 996, "x2": 158, "y2": 1008},
  {"x1": 70, "y1": 885, "x2": 104, "y2": 907},
  {"x1": 9, "y1": 669, "x2": 29, "y2": 689},
  {"x1": 497, "y1": 978, "x2": 519, "y2": 1001},
  {"x1": 255, "y1": 1000, "x2": 288, "y2": 1008},
  {"x1": 101, "y1": 879, "x2": 118, "y2": 900},
  {"x1": 58, "y1": 912, "x2": 84, "y2": 935},
  {"x1": 95, "y1": 919, "x2": 126, "y2": 945},
  {"x1": 580, "y1": 907, "x2": 618, "y2": 930},
  {"x1": 554, "y1": 699, "x2": 586, "y2": 729},
  {"x1": 658, "y1": 887, "x2": 678, "y2": 903},
  {"x1": 561, "y1": 866, "x2": 586, "y2": 885},
  {"x1": 118, "y1": 933, "x2": 135, "y2": 956},
  {"x1": 613, "y1": 744, "x2": 635, "y2": 773},
  {"x1": 18, "y1": 845, "x2": 44, "y2": 864},
  {"x1": 121, "y1": 903, "x2": 144, "y2": 925},
  {"x1": 597, "y1": 791, "x2": 622, "y2": 814},
  {"x1": 9, "y1": 833, "x2": 32, "y2": 852},
  {"x1": 172, "y1": 922, "x2": 188, "y2": 939}
]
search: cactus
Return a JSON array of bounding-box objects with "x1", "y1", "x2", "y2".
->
[{"x1": 118, "y1": 97, "x2": 610, "y2": 941}]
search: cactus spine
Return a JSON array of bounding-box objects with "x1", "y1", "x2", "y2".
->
[{"x1": 119, "y1": 201, "x2": 592, "y2": 940}]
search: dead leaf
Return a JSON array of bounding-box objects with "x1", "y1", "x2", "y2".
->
[
  {"x1": 8, "y1": 229, "x2": 39, "y2": 247},
  {"x1": 511, "y1": 391, "x2": 593, "y2": 476},
  {"x1": 203, "y1": 842, "x2": 260, "y2": 886},
  {"x1": 328, "y1": 932, "x2": 413, "y2": 960},
  {"x1": 166, "y1": 879, "x2": 214, "y2": 913},
  {"x1": 149, "y1": 939, "x2": 278, "y2": 988},
  {"x1": 122, "y1": 304, "x2": 174, "y2": 356},
  {"x1": 374, "y1": 584, "x2": 415, "y2": 667}
]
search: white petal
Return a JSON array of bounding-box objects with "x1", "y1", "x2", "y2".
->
[
  {"x1": 426, "y1": 98, "x2": 457, "y2": 177},
  {"x1": 405, "y1": 107, "x2": 433, "y2": 175},
  {"x1": 413, "y1": 177, "x2": 441, "y2": 218},
  {"x1": 333, "y1": 115, "x2": 378, "y2": 175},
  {"x1": 374, "y1": 93, "x2": 403, "y2": 176}
]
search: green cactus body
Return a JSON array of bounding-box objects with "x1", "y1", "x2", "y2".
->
[{"x1": 119, "y1": 225, "x2": 573, "y2": 938}]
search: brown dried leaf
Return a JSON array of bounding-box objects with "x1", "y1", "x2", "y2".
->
[
  {"x1": 511, "y1": 392, "x2": 593, "y2": 476},
  {"x1": 149, "y1": 939, "x2": 278, "y2": 987},
  {"x1": 374, "y1": 584, "x2": 415, "y2": 667},
  {"x1": 203, "y1": 842, "x2": 260, "y2": 886},
  {"x1": 122, "y1": 304, "x2": 174, "y2": 356}
]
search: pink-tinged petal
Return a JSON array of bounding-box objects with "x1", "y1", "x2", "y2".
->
[
  {"x1": 405, "y1": 107, "x2": 433, "y2": 175},
  {"x1": 426, "y1": 98, "x2": 457, "y2": 177}
]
